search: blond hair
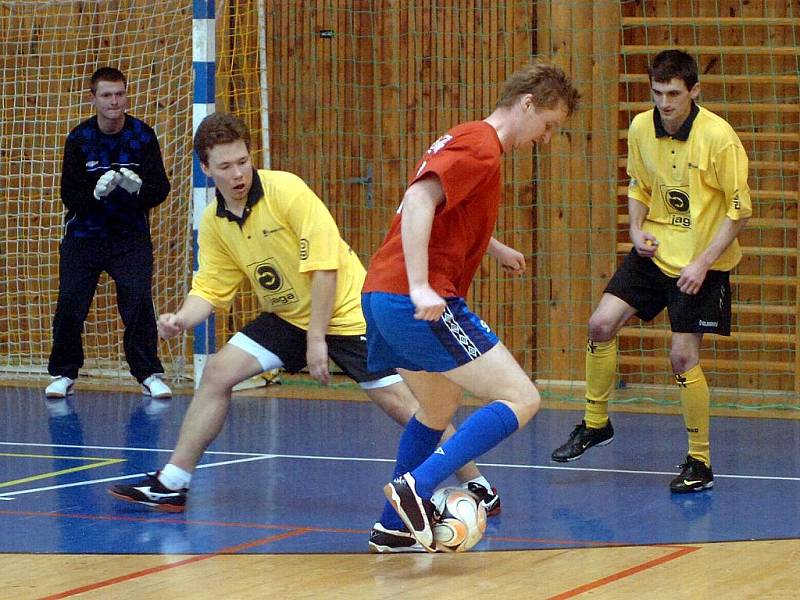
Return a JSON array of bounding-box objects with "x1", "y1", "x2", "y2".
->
[{"x1": 496, "y1": 62, "x2": 580, "y2": 115}]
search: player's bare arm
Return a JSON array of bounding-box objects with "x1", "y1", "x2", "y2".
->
[
  {"x1": 158, "y1": 295, "x2": 215, "y2": 339},
  {"x1": 400, "y1": 175, "x2": 447, "y2": 321},
  {"x1": 487, "y1": 237, "x2": 526, "y2": 275},
  {"x1": 628, "y1": 196, "x2": 659, "y2": 257},
  {"x1": 678, "y1": 216, "x2": 749, "y2": 295},
  {"x1": 307, "y1": 269, "x2": 337, "y2": 385}
]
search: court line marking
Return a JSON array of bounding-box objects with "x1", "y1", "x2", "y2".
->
[
  {"x1": 0, "y1": 441, "x2": 266, "y2": 456},
  {"x1": 0, "y1": 454, "x2": 277, "y2": 499},
  {"x1": 546, "y1": 544, "x2": 699, "y2": 599},
  {"x1": 1, "y1": 441, "x2": 799, "y2": 501},
  {"x1": 8, "y1": 507, "x2": 683, "y2": 549},
  {"x1": 0, "y1": 458, "x2": 125, "y2": 489},
  {"x1": 38, "y1": 529, "x2": 311, "y2": 600},
  {"x1": 0, "y1": 508, "x2": 634, "y2": 549}
]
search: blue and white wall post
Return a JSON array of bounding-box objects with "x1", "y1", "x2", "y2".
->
[{"x1": 191, "y1": 0, "x2": 216, "y2": 387}]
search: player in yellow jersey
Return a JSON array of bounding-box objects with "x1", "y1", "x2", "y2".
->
[
  {"x1": 108, "y1": 113, "x2": 500, "y2": 539},
  {"x1": 551, "y1": 50, "x2": 751, "y2": 493}
]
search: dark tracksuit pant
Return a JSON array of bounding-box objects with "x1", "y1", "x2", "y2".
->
[{"x1": 48, "y1": 233, "x2": 164, "y2": 383}]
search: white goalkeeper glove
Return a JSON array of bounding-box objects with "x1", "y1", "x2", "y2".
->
[
  {"x1": 93, "y1": 170, "x2": 122, "y2": 200},
  {"x1": 118, "y1": 167, "x2": 142, "y2": 194}
]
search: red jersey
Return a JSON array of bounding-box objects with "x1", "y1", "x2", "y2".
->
[{"x1": 363, "y1": 120, "x2": 503, "y2": 297}]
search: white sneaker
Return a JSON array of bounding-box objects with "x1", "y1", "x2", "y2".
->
[
  {"x1": 45, "y1": 376, "x2": 75, "y2": 398},
  {"x1": 142, "y1": 374, "x2": 172, "y2": 399}
]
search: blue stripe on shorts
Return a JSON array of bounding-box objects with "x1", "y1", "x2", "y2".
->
[{"x1": 362, "y1": 292, "x2": 499, "y2": 372}]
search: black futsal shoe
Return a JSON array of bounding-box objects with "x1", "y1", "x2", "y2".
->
[
  {"x1": 368, "y1": 522, "x2": 424, "y2": 553},
  {"x1": 551, "y1": 419, "x2": 614, "y2": 462},
  {"x1": 108, "y1": 472, "x2": 187, "y2": 512},
  {"x1": 670, "y1": 455, "x2": 714, "y2": 493},
  {"x1": 465, "y1": 482, "x2": 502, "y2": 517},
  {"x1": 383, "y1": 472, "x2": 437, "y2": 552}
]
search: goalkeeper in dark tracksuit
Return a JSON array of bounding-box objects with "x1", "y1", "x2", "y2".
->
[{"x1": 46, "y1": 67, "x2": 172, "y2": 400}]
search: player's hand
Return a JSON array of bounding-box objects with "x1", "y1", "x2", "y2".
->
[
  {"x1": 409, "y1": 285, "x2": 446, "y2": 321},
  {"x1": 498, "y1": 247, "x2": 526, "y2": 275},
  {"x1": 118, "y1": 167, "x2": 142, "y2": 194},
  {"x1": 93, "y1": 170, "x2": 122, "y2": 200},
  {"x1": 677, "y1": 261, "x2": 708, "y2": 295},
  {"x1": 157, "y1": 313, "x2": 183, "y2": 339},
  {"x1": 306, "y1": 338, "x2": 330, "y2": 385},
  {"x1": 631, "y1": 230, "x2": 659, "y2": 257}
]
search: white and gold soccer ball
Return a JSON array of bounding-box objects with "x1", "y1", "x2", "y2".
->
[{"x1": 431, "y1": 486, "x2": 487, "y2": 552}]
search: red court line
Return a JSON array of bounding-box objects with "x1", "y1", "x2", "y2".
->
[
  {"x1": 546, "y1": 545, "x2": 699, "y2": 599},
  {"x1": 37, "y1": 529, "x2": 311, "y2": 600},
  {"x1": 1, "y1": 509, "x2": 632, "y2": 549}
]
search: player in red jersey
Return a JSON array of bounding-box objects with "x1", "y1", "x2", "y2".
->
[{"x1": 363, "y1": 62, "x2": 581, "y2": 551}]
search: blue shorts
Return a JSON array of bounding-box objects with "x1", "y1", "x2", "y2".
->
[{"x1": 362, "y1": 292, "x2": 500, "y2": 372}]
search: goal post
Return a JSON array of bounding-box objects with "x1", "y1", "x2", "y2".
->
[{"x1": 191, "y1": 0, "x2": 217, "y2": 387}]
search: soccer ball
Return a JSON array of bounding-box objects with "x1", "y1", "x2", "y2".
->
[{"x1": 431, "y1": 486, "x2": 487, "y2": 552}]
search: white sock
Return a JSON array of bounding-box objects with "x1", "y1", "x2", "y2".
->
[
  {"x1": 463, "y1": 475, "x2": 492, "y2": 491},
  {"x1": 158, "y1": 463, "x2": 192, "y2": 490}
]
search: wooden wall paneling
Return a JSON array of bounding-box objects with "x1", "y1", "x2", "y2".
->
[
  {"x1": 566, "y1": 0, "x2": 594, "y2": 383},
  {"x1": 476, "y1": 2, "x2": 500, "y2": 334},
  {"x1": 335, "y1": 2, "x2": 351, "y2": 251},
  {"x1": 362, "y1": 2, "x2": 379, "y2": 251},
  {"x1": 370, "y1": 0, "x2": 397, "y2": 260},
  {"x1": 538, "y1": 1, "x2": 574, "y2": 382},
  {"x1": 505, "y1": 1, "x2": 535, "y2": 372},
  {"x1": 590, "y1": 0, "x2": 621, "y2": 385},
  {"x1": 235, "y1": 2, "x2": 797, "y2": 399},
  {"x1": 534, "y1": 1, "x2": 552, "y2": 380},
  {"x1": 497, "y1": 1, "x2": 534, "y2": 374}
]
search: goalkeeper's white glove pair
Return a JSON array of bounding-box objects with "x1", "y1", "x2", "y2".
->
[{"x1": 93, "y1": 168, "x2": 142, "y2": 200}]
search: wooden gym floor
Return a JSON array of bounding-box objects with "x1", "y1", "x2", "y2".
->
[{"x1": 1, "y1": 383, "x2": 798, "y2": 599}]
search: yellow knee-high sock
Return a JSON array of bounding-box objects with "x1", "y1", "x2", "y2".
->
[
  {"x1": 676, "y1": 364, "x2": 711, "y2": 466},
  {"x1": 583, "y1": 338, "x2": 617, "y2": 429}
]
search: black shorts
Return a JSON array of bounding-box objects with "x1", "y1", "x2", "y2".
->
[
  {"x1": 605, "y1": 249, "x2": 731, "y2": 336},
  {"x1": 238, "y1": 312, "x2": 400, "y2": 385}
]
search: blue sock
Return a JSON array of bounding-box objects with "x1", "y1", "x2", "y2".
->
[
  {"x1": 412, "y1": 401, "x2": 519, "y2": 499},
  {"x1": 379, "y1": 416, "x2": 444, "y2": 529}
]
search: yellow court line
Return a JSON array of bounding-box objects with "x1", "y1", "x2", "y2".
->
[
  {"x1": 0, "y1": 452, "x2": 117, "y2": 461},
  {"x1": 0, "y1": 459, "x2": 125, "y2": 489}
]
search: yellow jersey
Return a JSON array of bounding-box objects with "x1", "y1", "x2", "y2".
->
[
  {"x1": 627, "y1": 103, "x2": 752, "y2": 276},
  {"x1": 190, "y1": 169, "x2": 367, "y2": 334}
]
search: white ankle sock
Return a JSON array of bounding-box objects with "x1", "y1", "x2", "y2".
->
[
  {"x1": 158, "y1": 463, "x2": 192, "y2": 490},
  {"x1": 463, "y1": 475, "x2": 492, "y2": 490}
]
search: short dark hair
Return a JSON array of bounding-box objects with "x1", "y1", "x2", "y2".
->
[
  {"x1": 90, "y1": 67, "x2": 126, "y2": 93},
  {"x1": 648, "y1": 50, "x2": 699, "y2": 90},
  {"x1": 193, "y1": 112, "x2": 252, "y2": 165},
  {"x1": 496, "y1": 61, "x2": 581, "y2": 116}
]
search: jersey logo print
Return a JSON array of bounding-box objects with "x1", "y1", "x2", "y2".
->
[
  {"x1": 660, "y1": 185, "x2": 692, "y2": 228},
  {"x1": 256, "y1": 264, "x2": 282, "y2": 291},
  {"x1": 427, "y1": 134, "x2": 453, "y2": 156},
  {"x1": 251, "y1": 259, "x2": 299, "y2": 307}
]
